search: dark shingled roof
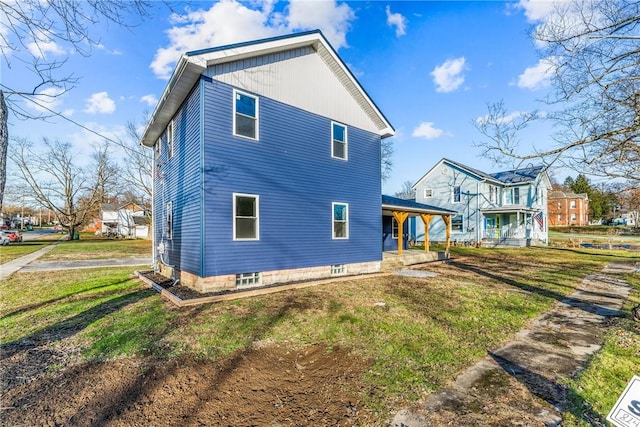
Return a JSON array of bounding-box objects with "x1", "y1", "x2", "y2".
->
[
  {"x1": 489, "y1": 165, "x2": 545, "y2": 184},
  {"x1": 382, "y1": 195, "x2": 457, "y2": 214}
]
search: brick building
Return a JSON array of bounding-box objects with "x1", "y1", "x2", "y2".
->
[{"x1": 548, "y1": 190, "x2": 589, "y2": 226}]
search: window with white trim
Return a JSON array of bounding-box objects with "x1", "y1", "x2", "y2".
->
[
  {"x1": 331, "y1": 264, "x2": 346, "y2": 275},
  {"x1": 155, "y1": 138, "x2": 161, "y2": 158},
  {"x1": 571, "y1": 213, "x2": 577, "y2": 221},
  {"x1": 452, "y1": 186, "x2": 461, "y2": 203},
  {"x1": 233, "y1": 90, "x2": 259, "y2": 140},
  {"x1": 332, "y1": 202, "x2": 348, "y2": 239},
  {"x1": 168, "y1": 121, "x2": 174, "y2": 158},
  {"x1": 489, "y1": 185, "x2": 497, "y2": 203},
  {"x1": 392, "y1": 218, "x2": 399, "y2": 239},
  {"x1": 451, "y1": 214, "x2": 463, "y2": 232},
  {"x1": 505, "y1": 187, "x2": 520, "y2": 205},
  {"x1": 236, "y1": 272, "x2": 261, "y2": 287},
  {"x1": 166, "y1": 201, "x2": 173, "y2": 240},
  {"x1": 424, "y1": 188, "x2": 433, "y2": 198},
  {"x1": 570, "y1": 200, "x2": 576, "y2": 209},
  {"x1": 233, "y1": 193, "x2": 259, "y2": 240},
  {"x1": 331, "y1": 122, "x2": 347, "y2": 160}
]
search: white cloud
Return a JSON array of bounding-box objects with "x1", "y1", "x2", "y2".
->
[
  {"x1": 25, "y1": 87, "x2": 66, "y2": 114},
  {"x1": 412, "y1": 122, "x2": 444, "y2": 140},
  {"x1": 517, "y1": 58, "x2": 555, "y2": 90},
  {"x1": 26, "y1": 39, "x2": 65, "y2": 59},
  {"x1": 430, "y1": 57, "x2": 467, "y2": 93},
  {"x1": 516, "y1": 0, "x2": 557, "y2": 22},
  {"x1": 150, "y1": 0, "x2": 355, "y2": 80},
  {"x1": 140, "y1": 94, "x2": 159, "y2": 107},
  {"x1": 84, "y1": 92, "x2": 116, "y2": 115},
  {"x1": 385, "y1": 5, "x2": 407, "y2": 37},
  {"x1": 476, "y1": 111, "x2": 524, "y2": 125}
]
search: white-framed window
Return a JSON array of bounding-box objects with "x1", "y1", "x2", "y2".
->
[
  {"x1": 557, "y1": 202, "x2": 562, "y2": 209},
  {"x1": 505, "y1": 187, "x2": 520, "y2": 205},
  {"x1": 332, "y1": 202, "x2": 349, "y2": 239},
  {"x1": 451, "y1": 215, "x2": 463, "y2": 232},
  {"x1": 233, "y1": 89, "x2": 259, "y2": 140},
  {"x1": 331, "y1": 264, "x2": 346, "y2": 275},
  {"x1": 571, "y1": 213, "x2": 577, "y2": 221},
  {"x1": 392, "y1": 218, "x2": 399, "y2": 239},
  {"x1": 424, "y1": 188, "x2": 433, "y2": 198},
  {"x1": 557, "y1": 214, "x2": 562, "y2": 222},
  {"x1": 155, "y1": 137, "x2": 161, "y2": 157},
  {"x1": 236, "y1": 272, "x2": 261, "y2": 287},
  {"x1": 166, "y1": 201, "x2": 173, "y2": 240},
  {"x1": 233, "y1": 193, "x2": 259, "y2": 240},
  {"x1": 168, "y1": 120, "x2": 175, "y2": 158},
  {"x1": 489, "y1": 185, "x2": 497, "y2": 203},
  {"x1": 570, "y1": 200, "x2": 576, "y2": 209},
  {"x1": 331, "y1": 122, "x2": 347, "y2": 160},
  {"x1": 452, "y1": 186, "x2": 461, "y2": 203}
]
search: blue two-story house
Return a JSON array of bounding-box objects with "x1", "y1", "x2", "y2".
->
[
  {"x1": 140, "y1": 31, "x2": 396, "y2": 292},
  {"x1": 411, "y1": 158, "x2": 552, "y2": 247}
]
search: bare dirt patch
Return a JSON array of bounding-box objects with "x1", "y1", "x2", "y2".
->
[{"x1": 1, "y1": 344, "x2": 375, "y2": 426}]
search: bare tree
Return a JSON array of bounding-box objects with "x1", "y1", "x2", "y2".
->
[
  {"x1": 0, "y1": 0, "x2": 157, "y2": 211},
  {"x1": 394, "y1": 180, "x2": 415, "y2": 200},
  {"x1": 475, "y1": 0, "x2": 640, "y2": 182},
  {"x1": 381, "y1": 138, "x2": 394, "y2": 182},
  {"x1": 10, "y1": 138, "x2": 119, "y2": 240},
  {"x1": 119, "y1": 120, "x2": 152, "y2": 209}
]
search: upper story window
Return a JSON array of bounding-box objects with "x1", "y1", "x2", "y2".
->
[
  {"x1": 331, "y1": 122, "x2": 348, "y2": 160},
  {"x1": 570, "y1": 200, "x2": 576, "y2": 209},
  {"x1": 557, "y1": 202, "x2": 562, "y2": 209},
  {"x1": 155, "y1": 138, "x2": 161, "y2": 158},
  {"x1": 489, "y1": 185, "x2": 497, "y2": 203},
  {"x1": 166, "y1": 201, "x2": 173, "y2": 240},
  {"x1": 452, "y1": 186, "x2": 461, "y2": 203},
  {"x1": 233, "y1": 193, "x2": 259, "y2": 240},
  {"x1": 424, "y1": 188, "x2": 433, "y2": 198},
  {"x1": 332, "y1": 202, "x2": 349, "y2": 239},
  {"x1": 234, "y1": 90, "x2": 259, "y2": 140},
  {"x1": 167, "y1": 121, "x2": 175, "y2": 158},
  {"x1": 505, "y1": 187, "x2": 520, "y2": 205}
]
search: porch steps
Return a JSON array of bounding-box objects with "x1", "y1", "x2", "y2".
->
[{"x1": 381, "y1": 250, "x2": 447, "y2": 272}]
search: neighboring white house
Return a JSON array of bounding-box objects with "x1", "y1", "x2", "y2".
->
[
  {"x1": 101, "y1": 203, "x2": 149, "y2": 239},
  {"x1": 411, "y1": 158, "x2": 552, "y2": 247},
  {"x1": 621, "y1": 211, "x2": 638, "y2": 227}
]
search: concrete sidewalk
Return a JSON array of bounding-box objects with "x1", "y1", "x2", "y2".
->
[
  {"x1": 0, "y1": 241, "x2": 63, "y2": 280},
  {"x1": 21, "y1": 258, "x2": 152, "y2": 272},
  {"x1": 390, "y1": 262, "x2": 636, "y2": 426}
]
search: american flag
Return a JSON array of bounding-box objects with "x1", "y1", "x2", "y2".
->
[{"x1": 534, "y1": 212, "x2": 544, "y2": 228}]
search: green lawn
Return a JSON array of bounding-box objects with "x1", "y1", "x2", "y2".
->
[
  {"x1": 0, "y1": 240, "x2": 52, "y2": 264},
  {"x1": 1, "y1": 246, "x2": 638, "y2": 421},
  {"x1": 40, "y1": 238, "x2": 152, "y2": 260}
]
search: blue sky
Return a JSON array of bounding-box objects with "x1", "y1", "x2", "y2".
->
[{"x1": 3, "y1": 0, "x2": 563, "y2": 195}]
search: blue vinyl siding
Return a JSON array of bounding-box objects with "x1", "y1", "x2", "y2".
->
[
  {"x1": 202, "y1": 80, "x2": 381, "y2": 277},
  {"x1": 153, "y1": 82, "x2": 202, "y2": 276}
]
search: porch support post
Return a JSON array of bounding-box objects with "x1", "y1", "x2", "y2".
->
[
  {"x1": 419, "y1": 213, "x2": 433, "y2": 253},
  {"x1": 392, "y1": 211, "x2": 409, "y2": 255},
  {"x1": 442, "y1": 214, "x2": 452, "y2": 256}
]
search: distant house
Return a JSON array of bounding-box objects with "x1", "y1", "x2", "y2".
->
[
  {"x1": 100, "y1": 203, "x2": 149, "y2": 238},
  {"x1": 411, "y1": 158, "x2": 552, "y2": 247},
  {"x1": 140, "y1": 31, "x2": 413, "y2": 293},
  {"x1": 547, "y1": 190, "x2": 589, "y2": 226},
  {"x1": 621, "y1": 211, "x2": 638, "y2": 227}
]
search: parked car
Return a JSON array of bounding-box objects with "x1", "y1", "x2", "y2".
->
[
  {"x1": 2, "y1": 230, "x2": 22, "y2": 242},
  {"x1": 0, "y1": 234, "x2": 9, "y2": 245}
]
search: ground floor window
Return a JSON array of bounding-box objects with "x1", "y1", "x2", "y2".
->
[
  {"x1": 233, "y1": 193, "x2": 259, "y2": 240},
  {"x1": 332, "y1": 202, "x2": 348, "y2": 239},
  {"x1": 236, "y1": 272, "x2": 261, "y2": 287},
  {"x1": 452, "y1": 214, "x2": 463, "y2": 232},
  {"x1": 392, "y1": 218, "x2": 399, "y2": 239}
]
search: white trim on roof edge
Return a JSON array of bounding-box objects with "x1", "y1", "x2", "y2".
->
[{"x1": 141, "y1": 31, "x2": 394, "y2": 147}]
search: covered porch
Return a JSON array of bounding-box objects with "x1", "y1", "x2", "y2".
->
[
  {"x1": 381, "y1": 195, "x2": 456, "y2": 269},
  {"x1": 481, "y1": 206, "x2": 544, "y2": 247}
]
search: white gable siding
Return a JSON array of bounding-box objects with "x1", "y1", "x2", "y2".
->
[{"x1": 206, "y1": 46, "x2": 381, "y2": 134}]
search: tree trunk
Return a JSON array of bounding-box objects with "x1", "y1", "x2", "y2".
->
[
  {"x1": 68, "y1": 226, "x2": 75, "y2": 241},
  {"x1": 0, "y1": 90, "x2": 8, "y2": 212}
]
